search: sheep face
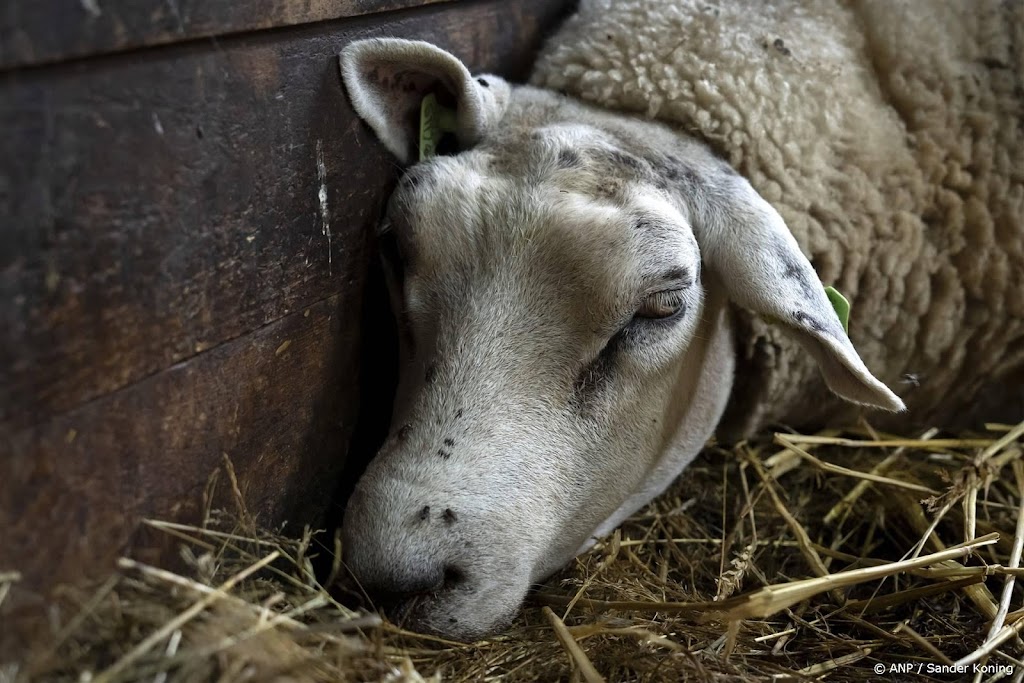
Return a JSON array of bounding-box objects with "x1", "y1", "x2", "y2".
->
[
  {"x1": 339, "y1": 38, "x2": 904, "y2": 640},
  {"x1": 343, "y1": 128, "x2": 720, "y2": 639}
]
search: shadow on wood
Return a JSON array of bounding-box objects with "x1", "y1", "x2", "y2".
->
[{"x1": 0, "y1": 0, "x2": 575, "y2": 661}]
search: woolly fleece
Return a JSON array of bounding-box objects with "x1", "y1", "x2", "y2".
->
[{"x1": 532, "y1": 0, "x2": 1024, "y2": 432}]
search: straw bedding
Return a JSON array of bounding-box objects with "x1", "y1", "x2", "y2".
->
[{"x1": 14, "y1": 419, "x2": 1024, "y2": 682}]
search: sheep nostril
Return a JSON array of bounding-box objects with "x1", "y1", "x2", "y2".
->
[
  {"x1": 443, "y1": 565, "x2": 465, "y2": 590},
  {"x1": 370, "y1": 566, "x2": 465, "y2": 623}
]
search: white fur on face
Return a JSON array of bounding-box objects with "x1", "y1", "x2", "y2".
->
[{"x1": 343, "y1": 121, "x2": 711, "y2": 640}]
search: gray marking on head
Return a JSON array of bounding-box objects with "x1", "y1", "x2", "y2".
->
[
  {"x1": 571, "y1": 146, "x2": 660, "y2": 194},
  {"x1": 632, "y1": 217, "x2": 680, "y2": 244},
  {"x1": 601, "y1": 148, "x2": 645, "y2": 173},
  {"x1": 777, "y1": 247, "x2": 818, "y2": 299},
  {"x1": 646, "y1": 153, "x2": 704, "y2": 192},
  {"x1": 443, "y1": 508, "x2": 458, "y2": 524},
  {"x1": 570, "y1": 335, "x2": 621, "y2": 413},
  {"x1": 558, "y1": 148, "x2": 582, "y2": 168},
  {"x1": 663, "y1": 266, "x2": 694, "y2": 288},
  {"x1": 793, "y1": 311, "x2": 827, "y2": 333},
  {"x1": 595, "y1": 180, "x2": 623, "y2": 198}
]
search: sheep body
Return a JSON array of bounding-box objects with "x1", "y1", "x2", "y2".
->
[
  {"x1": 532, "y1": 0, "x2": 1024, "y2": 432},
  {"x1": 337, "y1": 2, "x2": 1023, "y2": 639}
]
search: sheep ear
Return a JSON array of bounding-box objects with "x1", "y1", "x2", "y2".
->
[
  {"x1": 695, "y1": 174, "x2": 906, "y2": 412},
  {"x1": 339, "y1": 38, "x2": 509, "y2": 164}
]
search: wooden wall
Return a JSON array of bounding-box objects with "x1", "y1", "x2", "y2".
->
[{"x1": 0, "y1": 0, "x2": 573, "y2": 659}]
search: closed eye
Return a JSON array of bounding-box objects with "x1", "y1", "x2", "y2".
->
[
  {"x1": 596, "y1": 284, "x2": 690, "y2": 354},
  {"x1": 635, "y1": 288, "x2": 687, "y2": 320}
]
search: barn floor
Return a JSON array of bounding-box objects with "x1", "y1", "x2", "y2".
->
[{"x1": 17, "y1": 421, "x2": 1024, "y2": 682}]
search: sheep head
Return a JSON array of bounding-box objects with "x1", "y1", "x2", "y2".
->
[{"x1": 338, "y1": 38, "x2": 904, "y2": 640}]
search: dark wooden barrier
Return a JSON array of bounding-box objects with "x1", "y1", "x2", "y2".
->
[
  {"x1": 0, "y1": 0, "x2": 573, "y2": 659},
  {"x1": 1, "y1": 0, "x2": 455, "y2": 69}
]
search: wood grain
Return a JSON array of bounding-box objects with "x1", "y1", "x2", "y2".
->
[
  {"x1": 0, "y1": 0, "x2": 453, "y2": 70},
  {"x1": 0, "y1": 0, "x2": 574, "y2": 660},
  {"x1": 0, "y1": 0, "x2": 565, "y2": 434},
  {"x1": 1, "y1": 295, "x2": 360, "y2": 657}
]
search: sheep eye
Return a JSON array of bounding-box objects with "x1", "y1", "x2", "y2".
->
[{"x1": 635, "y1": 288, "x2": 686, "y2": 319}]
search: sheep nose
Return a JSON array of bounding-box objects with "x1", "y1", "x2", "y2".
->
[
  {"x1": 363, "y1": 563, "x2": 444, "y2": 601},
  {"x1": 344, "y1": 537, "x2": 452, "y2": 603},
  {"x1": 342, "y1": 489, "x2": 469, "y2": 606},
  {"x1": 364, "y1": 563, "x2": 466, "y2": 607}
]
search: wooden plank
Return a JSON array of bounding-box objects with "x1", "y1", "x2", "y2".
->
[
  {"x1": 0, "y1": 0, "x2": 575, "y2": 659},
  {"x1": 0, "y1": 0, "x2": 453, "y2": 71},
  {"x1": 0, "y1": 0, "x2": 571, "y2": 434},
  {"x1": 0, "y1": 294, "x2": 360, "y2": 657}
]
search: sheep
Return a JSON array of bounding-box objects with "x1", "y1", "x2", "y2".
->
[{"x1": 337, "y1": 0, "x2": 1023, "y2": 641}]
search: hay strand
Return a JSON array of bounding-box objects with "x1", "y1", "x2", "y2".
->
[
  {"x1": 892, "y1": 621, "x2": 954, "y2": 665},
  {"x1": 93, "y1": 551, "x2": 280, "y2": 683},
  {"x1": 543, "y1": 607, "x2": 605, "y2": 683},
  {"x1": 17, "y1": 421, "x2": 1024, "y2": 682},
  {"x1": 775, "y1": 434, "x2": 939, "y2": 495}
]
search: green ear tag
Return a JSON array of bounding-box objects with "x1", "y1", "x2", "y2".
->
[
  {"x1": 824, "y1": 286, "x2": 850, "y2": 334},
  {"x1": 419, "y1": 93, "x2": 458, "y2": 161}
]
